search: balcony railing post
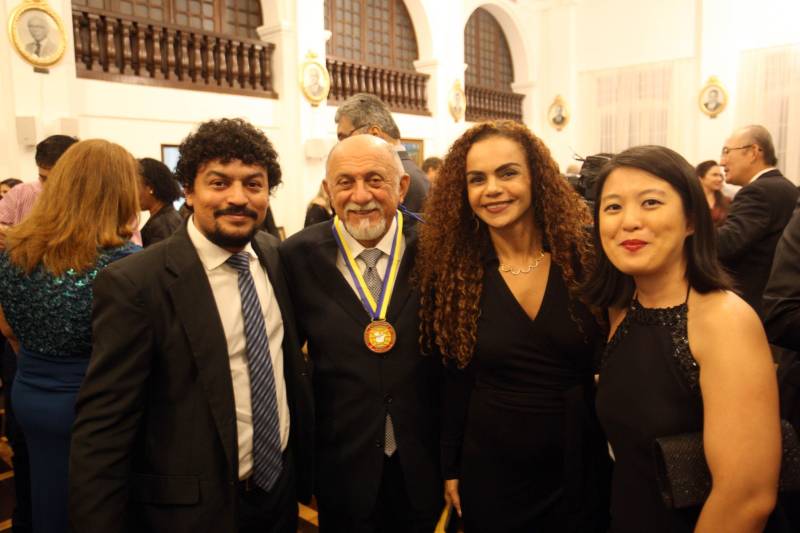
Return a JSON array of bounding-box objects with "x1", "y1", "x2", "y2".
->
[
  {"x1": 78, "y1": 11, "x2": 91, "y2": 70},
  {"x1": 200, "y1": 35, "x2": 209, "y2": 84},
  {"x1": 173, "y1": 30, "x2": 182, "y2": 80},
  {"x1": 236, "y1": 42, "x2": 245, "y2": 89},
  {"x1": 247, "y1": 45, "x2": 256, "y2": 90},
  {"x1": 187, "y1": 33, "x2": 197, "y2": 83},
  {"x1": 357, "y1": 64, "x2": 367, "y2": 94},
  {"x1": 95, "y1": 15, "x2": 107, "y2": 72},
  {"x1": 258, "y1": 47, "x2": 268, "y2": 91},
  {"x1": 224, "y1": 40, "x2": 233, "y2": 87},
  {"x1": 129, "y1": 22, "x2": 139, "y2": 75},
  {"x1": 113, "y1": 17, "x2": 124, "y2": 74}
]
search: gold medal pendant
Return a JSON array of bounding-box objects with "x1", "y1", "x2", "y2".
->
[{"x1": 364, "y1": 320, "x2": 397, "y2": 353}]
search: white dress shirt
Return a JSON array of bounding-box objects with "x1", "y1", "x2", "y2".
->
[
  {"x1": 747, "y1": 166, "x2": 778, "y2": 185},
  {"x1": 335, "y1": 215, "x2": 406, "y2": 299},
  {"x1": 187, "y1": 218, "x2": 290, "y2": 480}
]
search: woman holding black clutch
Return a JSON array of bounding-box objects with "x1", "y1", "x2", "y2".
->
[{"x1": 583, "y1": 145, "x2": 781, "y2": 532}]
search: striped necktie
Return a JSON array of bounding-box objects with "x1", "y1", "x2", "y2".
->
[
  {"x1": 226, "y1": 251, "x2": 283, "y2": 490},
  {"x1": 358, "y1": 248, "x2": 397, "y2": 456}
]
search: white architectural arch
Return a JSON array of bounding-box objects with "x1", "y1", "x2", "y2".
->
[
  {"x1": 259, "y1": 0, "x2": 291, "y2": 31},
  {"x1": 461, "y1": 0, "x2": 533, "y2": 85},
  {"x1": 402, "y1": 0, "x2": 435, "y2": 62}
]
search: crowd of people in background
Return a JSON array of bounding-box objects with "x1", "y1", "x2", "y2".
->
[{"x1": 0, "y1": 92, "x2": 798, "y2": 533}]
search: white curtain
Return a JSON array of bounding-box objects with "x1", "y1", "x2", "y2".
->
[
  {"x1": 577, "y1": 59, "x2": 694, "y2": 158},
  {"x1": 736, "y1": 44, "x2": 800, "y2": 183}
]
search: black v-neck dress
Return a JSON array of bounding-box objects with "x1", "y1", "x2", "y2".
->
[{"x1": 441, "y1": 259, "x2": 611, "y2": 533}]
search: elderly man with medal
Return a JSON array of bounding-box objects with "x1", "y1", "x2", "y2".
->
[{"x1": 280, "y1": 134, "x2": 443, "y2": 532}]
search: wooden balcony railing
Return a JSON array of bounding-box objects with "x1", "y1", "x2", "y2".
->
[
  {"x1": 326, "y1": 57, "x2": 429, "y2": 115},
  {"x1": 72, "y1": 6, "x2": 277, "y2": 98},
  {"x1": 465, "y1": 85, "x2": 524, "y2": 122}
]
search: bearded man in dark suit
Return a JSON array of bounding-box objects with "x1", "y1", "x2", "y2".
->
[
  {"x1": 717, "y1": 124, "x2": 799, "y2": 314},
  {"x1": 280, "y1": 135, "x2": 442, "y2": 532},
  {"x1": 69, "y1": 118, "x2": 313, "y2": 533}
]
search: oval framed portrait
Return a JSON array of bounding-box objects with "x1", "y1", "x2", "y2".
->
[
  {"x1": 699, "y1": 76, "x2": 728, "y2": 118},
  {"x1": 448, "y1": 80, "x2": 466, "y2": 122},
  {"x1": 7, "y1": 0, "x2": 67, "y2": 68},
  {"x1": 299, "y1": 52, "x2": 330, "y2": 107},
  {"x1": 548, "y1": 95, "x2": 569, "y2": 131}
]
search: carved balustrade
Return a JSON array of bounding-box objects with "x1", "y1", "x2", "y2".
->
[
  {"x1": 72, "y1": 6, "x2": 276, "y2": 98},
  {"x1": 465, "y1": 84, "x2": 524, "y2": 122},
  {"x1": 326, "y1": 56, "x2": 429, "y2": 115}
]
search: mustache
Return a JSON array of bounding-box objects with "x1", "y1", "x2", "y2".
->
[
  {"x1": 214, "y1": 206, "x2": 258, "y2": 219},
  {"x1": 344, "y1": 200, "x2": 383, "y2": 215}
]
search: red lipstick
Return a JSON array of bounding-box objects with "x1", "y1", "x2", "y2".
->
[{"x1": 621, "y1": 239, "x2": 647, "y2": 252}]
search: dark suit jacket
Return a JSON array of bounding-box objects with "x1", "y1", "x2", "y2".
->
[
  {"x1": 398, "y1": 150, "x2": 430, "y2": 214},
  {"x1": 141, "y1": 205, "x2": 183, "y2": 247},
  {"x1": 69, "y1": 224, "x2": 313, "y2": 533},
  {"x1": 717, "y1": 169, "x2": 799, "y2": 313},
  {"x1": 279, "y1": 216, "x2": 442, "y2": 517},
  {"x1": 764, "y1": 198, "x2": 800, "y2": 350}
]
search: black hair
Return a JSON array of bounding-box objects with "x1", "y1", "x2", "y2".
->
[
  {"x1": 138, "y1": 158, "x2": 183, "y2": 204},
  {"x1": 175, "y1": 118, "x2": 282, "y2": 192},
  {"x1": 0, "y1": 178, "x2": 23, "y2": 189},
  {"x1": 695, "y1": 160, "x2": 718, "y2": 178},
  {"x1": 35, "y1": 135, "x2": 79, "y2": 169},
  {"x1": 582, "y1": 145, "x2": 731, "y2": 308}
]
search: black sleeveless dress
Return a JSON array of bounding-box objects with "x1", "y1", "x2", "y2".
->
[
  {"x1": 442, "y1": 260, "x2": 611, "y2": 533},
  {"x1": 596, "y1": 297, "x2": 703, "y2": 533}
]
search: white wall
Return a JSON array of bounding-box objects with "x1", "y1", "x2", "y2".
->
[{"x1": 5, "y1": 0, "x2": 798, "y2": 235}]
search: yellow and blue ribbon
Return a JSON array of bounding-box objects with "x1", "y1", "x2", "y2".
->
[{"x1": 331, "y1": 212, "x2": 403, "y2": 320}]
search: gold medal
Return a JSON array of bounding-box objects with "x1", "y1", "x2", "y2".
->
[{"x1": 364, "y1": 320, "x2": 397, "y2": 353}]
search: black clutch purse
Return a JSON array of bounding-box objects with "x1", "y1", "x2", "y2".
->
[{"x1": 653, "y1": 419, "x2": 800, "y2": 509}]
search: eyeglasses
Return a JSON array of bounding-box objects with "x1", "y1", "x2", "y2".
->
[
  {"x1": 337, "y1": 124, "x2": 370, "y2": 141},
  {"x1": 721, "y1": 144, "x2": 753, "y2": 156}
]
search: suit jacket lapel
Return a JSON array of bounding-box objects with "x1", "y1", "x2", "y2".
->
[
  {"x1": 386, "y1": 215, "x2": 416, "y2": 323},
  {"x1": 165, "y1": 227, "x2": 238, "y2": 472},
  {"x1": 308, "y1": 223, "x2": 373, "y2": 326}
]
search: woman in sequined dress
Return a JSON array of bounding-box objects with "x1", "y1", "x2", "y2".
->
[
  {"x1": 582, "y1": 145, "x2": 781, "y2": 533},
  {"x1": 0, "y1": 140, "x2": 140, "y2": 533}
]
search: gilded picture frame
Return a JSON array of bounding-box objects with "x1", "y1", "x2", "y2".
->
[
  {"x1": 8, "y1": 0, "x2": 67, "y2": 68},
  {"x1": 699, "y1": 76, "x2": 728, "y2": 118},
  {"x1": 299, "y1": 51, "x2": 331, "y2": 107},
  {"x1": 401, "y1": 138, "x2": 424, "y2": 167},
  {"x1": 547, "y1": 95, "x2": 569, "y2": 131}
]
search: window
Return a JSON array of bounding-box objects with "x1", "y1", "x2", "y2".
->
[
  {"x1": 325, "y1": 0, "x2": 419, "y2": 70},
  {"x1": 464, "y1": 8, "x2": 514, "y2": 91},
  {"x1": 736, "y1": 45, "x2": 800, "y2": 180},
  {"x1": 71, "y1": 0, "x2": 262, "y2": 38}
]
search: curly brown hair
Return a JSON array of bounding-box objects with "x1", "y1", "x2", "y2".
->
[{"x1": 416, "y1": 121, "x2": 595, "y2": 367}]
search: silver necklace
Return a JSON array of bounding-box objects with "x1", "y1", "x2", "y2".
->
[{"x1": 498, "y1": 250, "x2": 546, "y2": 275}]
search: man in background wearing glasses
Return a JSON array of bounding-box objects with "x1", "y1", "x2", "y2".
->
[{"x1": 717, "y1": 124, "x2": 798, "y2": 314}]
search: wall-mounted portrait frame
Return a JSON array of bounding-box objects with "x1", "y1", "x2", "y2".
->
[
  {"x1": 401, "y1": 138, "x2": 424, "y2": 167},
  {"x1": 449, "y1": 80, "x2": 466, "y2": 122},
  {"x1": 547, "y1": 95, "x2": 569, "y2": 131},
  {"x1": 8, "y1": 0, "x2": 67, "y2": 68},
  {"x1": 299, "y1": 51, "x2": 330, "y2": 106},
  {"x1": 699, "y1": 76, "x2": 728, "y2": 118}
]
